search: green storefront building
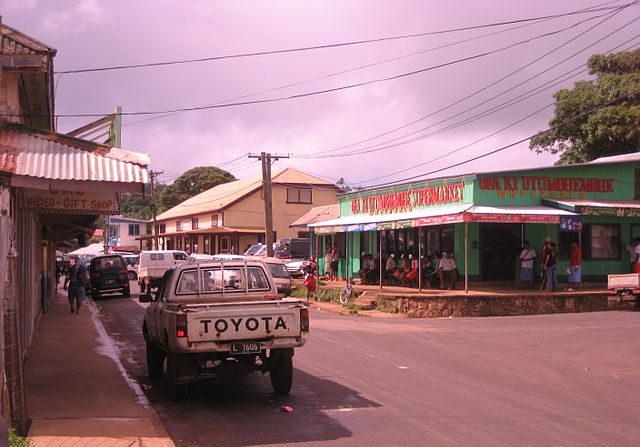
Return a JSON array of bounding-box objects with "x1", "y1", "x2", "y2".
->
[{"x1": 309, "y1": 153, "x2": 640, "y2": 286}]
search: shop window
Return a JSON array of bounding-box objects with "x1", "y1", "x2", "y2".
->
[
  {"x1": 204, "y1": 237, "x2": 210, "y2": 254},
  {"x1": 221, "y1": 237, "x2": 229, "y2": 252},
  {"x1": 560, "y1": 224, "x2": 620, "y2": 260},
  {"x1": 211, "y1": 215, "x2": 219, "y2": 227},
  {"x1": 588, "y1": 224, "x2": 620, "y2": 259},
  {"x1": 192, "y1": 218, "x2": 199, "y2": 230},
  {"x1": 128, "y1": 224, "x2": 140, "y2": 236},
  {"x1": 176, "y1": 221, "x2": 182, "y2": 232},
  {"x1": 158, "y1": 223, "x2": 166, "y2": 234},
  {"x1": 287, "y1": 187, "x2": 312, "y2": 204}
]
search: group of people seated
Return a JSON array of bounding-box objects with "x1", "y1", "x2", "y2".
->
[{"x1": 359, "y1": 251, "x2": 458, "y2": 290}]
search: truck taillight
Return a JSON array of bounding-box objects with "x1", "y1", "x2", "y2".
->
[
  {"x1": 300, "y1": 308, "x2": 309, "y2": 332},
  {"x1": 176, "y1": 314, "x2": 188, "y2": 338}
]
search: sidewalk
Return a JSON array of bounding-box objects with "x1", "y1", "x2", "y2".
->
[{"x1": 23, "y1": 291, "x2": 175, "y2": 447}]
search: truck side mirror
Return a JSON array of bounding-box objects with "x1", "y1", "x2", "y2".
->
[{"x1": 139, "y1": 294, "x2": 153, "y2": 303}]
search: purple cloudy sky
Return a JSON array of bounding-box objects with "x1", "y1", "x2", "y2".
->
[{"x1": 2, "y1": 0, "x2": 639, "y2": 188}]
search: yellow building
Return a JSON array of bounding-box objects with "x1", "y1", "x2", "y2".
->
[{"x1": 155, "y1": 168, "x2": 339, "y2": 254}]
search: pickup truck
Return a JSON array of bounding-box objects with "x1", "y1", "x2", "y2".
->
[
  {"x1": 140, "y1": 260, "x2": 309, "y2": 399},
  {"x1": 607, "y1": 273, "x2": 640, "y2": 305}
]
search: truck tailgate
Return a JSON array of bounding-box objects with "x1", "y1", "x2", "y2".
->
[
  {"x1": 608, "y1": 273, "x2": 640, "y2": 289},
  {"x1": 186, "y1": 301, "x2": 302, "y2": 342}
]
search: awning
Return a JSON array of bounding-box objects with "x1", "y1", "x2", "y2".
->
[
  {"x1": 309, "y1": 204, "x2": 472, "y2": 233},
  {"x1": 542, "y1": 198, "x2": 640, "y2": 217},
  {"x1": 464, "y1": 205, "x2": 579, "y2": 223},
  {"x1": 309, "y1": 204, "x2": 581, "y2": 233}
]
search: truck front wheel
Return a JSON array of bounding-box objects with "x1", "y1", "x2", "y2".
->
[
  {"x1": 146, "y1": 342, "x2": 164, "y2": 379},
  {"x1": 269, "y1": 351, "x2": 293, "y2": 395}
]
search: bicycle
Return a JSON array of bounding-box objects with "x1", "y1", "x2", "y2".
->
[{"x1": 339, "y1": 279, "x2": 356, "y2": 305}]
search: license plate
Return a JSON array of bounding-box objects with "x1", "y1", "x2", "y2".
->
[
  {"x1": 105, "y1": 279, "x2": 115, "y2": 285},
  {"x1": 230, "y1": 342, "x2": 261, "y2": 354}
]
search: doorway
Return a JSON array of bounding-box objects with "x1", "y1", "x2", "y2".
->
[{"x1": 480, "y1": 224, "x2": 520, "y2": 281}]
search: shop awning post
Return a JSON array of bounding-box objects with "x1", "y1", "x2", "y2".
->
[
  {"x1": 379, "y1": 231, "x2": 383, "y2": 290},
  {"x1": 418, "y1": 227, "x2": 422, "y2": 292},
  {"x1": 464, "y1": 221, "x2": 469, "y2": 294}
]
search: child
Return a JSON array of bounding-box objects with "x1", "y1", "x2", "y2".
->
[{"x1": 303, "y1": 273, "x2": 317, "y2": 300}]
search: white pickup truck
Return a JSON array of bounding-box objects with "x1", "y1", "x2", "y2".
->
[
  {"x1": 607, "y1": 273, "x2": 640, "y2": 304},
  {"x1": 140, "y1": 260, "x2": 309, "y2": 399}
]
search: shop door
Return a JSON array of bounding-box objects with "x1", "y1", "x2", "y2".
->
[{"x1": 480, "y1": 224, "x2": 520, "y2": 281}]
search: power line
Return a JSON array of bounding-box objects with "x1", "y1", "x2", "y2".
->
[
  {"x1": 296, "y1": 6, "x2": 636, "y2": 160},
  {"x1": 121, "y1": 11, "x2": 563, "y2": 129},
  {"x1": 55, "y1": 2, "x2": 632, "y2": 75},
  {"x1": 357, "y1": 86, "x2": 640, "y2": 190},
  {"x1": 344, "y1": 33, "x2": 640, "y2": 186},
  {"x1": 13, "y1": 3, "x2": 637, "y2": 120},
  {"x1": 353, "y1": 33, "x2": 640, "y2": 185}
]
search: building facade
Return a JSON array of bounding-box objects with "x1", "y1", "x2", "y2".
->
[
  {"x1": 0, "y1": 23, "x2": 150, "y2": 435},
  {"x1": 154, "y1": 168, "x2": 339, "y2": 255},
  {"x1": 107, "y1": 216, "x2": 148, "y2": 252},
  {"x1": 310, "y1": 154, "x2": 640, "y2": 284}
]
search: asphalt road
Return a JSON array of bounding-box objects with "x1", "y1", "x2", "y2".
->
[{"x1": 95, "y1": 285, "x2": 640, "y2": 447}]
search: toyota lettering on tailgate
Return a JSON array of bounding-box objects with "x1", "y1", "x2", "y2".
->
[{"x1": 200, "y1": 316, "x2": 288, "y2": 335}]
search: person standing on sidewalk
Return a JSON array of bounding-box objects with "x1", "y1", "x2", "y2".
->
[
  {"x1": 519, "y1": 240, "x2": 536, "y2": 289},
  {"x1": 566, "y1": 242, "x2": 582, "y2": 291},
  {"x1": 543, "y1": 241, "x2": 558, "y2": 292},
  {"x1": 63, "y1": 257, "x2": 88, "y2": 314}
]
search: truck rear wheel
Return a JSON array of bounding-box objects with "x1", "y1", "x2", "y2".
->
[
  {"x1": 146, "y1": 341, "x2": 164, "y2": 379},
  {"x1": 270, "y1": 352, "x2": 293, "y2": 395},
  {"x1": 166, "y1": 354, "x2": 188, "y2": 400}
]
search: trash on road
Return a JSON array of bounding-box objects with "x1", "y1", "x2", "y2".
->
[{"x1": 280, "y1": 406, "x2": 294, "y2": 413}]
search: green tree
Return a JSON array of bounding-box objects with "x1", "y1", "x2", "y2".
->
[
  {"x1": 158, "y1": 166, "x2": 235, "y2": 212},
  {"x1": 120, "y1": 188, "x2": 161, "y2": 220},
  {"x1": 529, "y1": 49, "x2": 640, "y2": 164}
]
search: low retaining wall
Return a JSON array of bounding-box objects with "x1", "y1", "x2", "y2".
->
[{"x1": 375, "y1": 293, "x2": 634, "y2": 318}]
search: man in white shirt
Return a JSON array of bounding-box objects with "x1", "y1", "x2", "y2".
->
[
  {"x1": 519, "y1": 240, "x2": 536, "y2": 288},
  {"x1": 438, "y1": 251, "x2": 457, "y2": 290}
]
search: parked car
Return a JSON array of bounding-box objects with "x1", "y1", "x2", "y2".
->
[
  {"x1": 244, "y1": 244, "x2": 267, "y2": 256},
  {"x1": 138, "y1": 250, "x2": 189, "y2": 293},
  {"x1": 88, "y1": 254, "x2": 130, "y2": 298},
  {"x1": 247, "y1": 256, "x2": 292, "y2": 296},
  {"x1": 211, "y1": 254, "x2": 245, "y2": 261},
  {"x1": 274, "y1": 238, "x2": 310, "y2": 260},
  {"x1": 122, "y1": 254, "x2": 140, "y2": 280},
  {"x1": 188, "y1": 253, "x2": 215, "y2": 264}
]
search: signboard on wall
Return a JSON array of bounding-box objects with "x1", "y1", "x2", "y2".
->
[
  {"x1": 478, "y1": 175, "x2": 614, "y2": 200},
  {"x1": 19, "y1": 189, "x2": 120, "y2": 215},
  {"x1": 351, "y1": 181, "x2": 465, "y2": 215}
]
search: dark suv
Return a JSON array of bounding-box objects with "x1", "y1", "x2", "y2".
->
[{"x1": 89, "y1": 255, "x2": 130, "y2": 298}]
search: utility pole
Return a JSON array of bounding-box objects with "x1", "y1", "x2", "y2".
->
[
  {"x1": 248, "y1": 152, "x2": 289, "y2": 257},
  {"x1": 149, "y1": 170, "x2": 163, "y2": 250}
]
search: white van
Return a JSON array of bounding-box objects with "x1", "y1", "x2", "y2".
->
[{"x1": 138, "y1": 250, "x2": 188, "y2": 293}]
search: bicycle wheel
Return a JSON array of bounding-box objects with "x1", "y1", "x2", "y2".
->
[{"x1": 339, "y1": 287, "x2": 351, "y2": 304}]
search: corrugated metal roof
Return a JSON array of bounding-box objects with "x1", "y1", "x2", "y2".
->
[
  {"x1": 156, "y1": 167, "x2": 335, "y2": 221},
  {"x1": 290, "y1": 204, "x2": 340, "y2": 227},
  {"x1": 0, "y1": 127, "x2": 149, "y2": 184}
]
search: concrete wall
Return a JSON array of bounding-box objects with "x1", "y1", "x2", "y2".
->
[{"x1": 375, "y1": 292, "x2": 624, "y2": 318}]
